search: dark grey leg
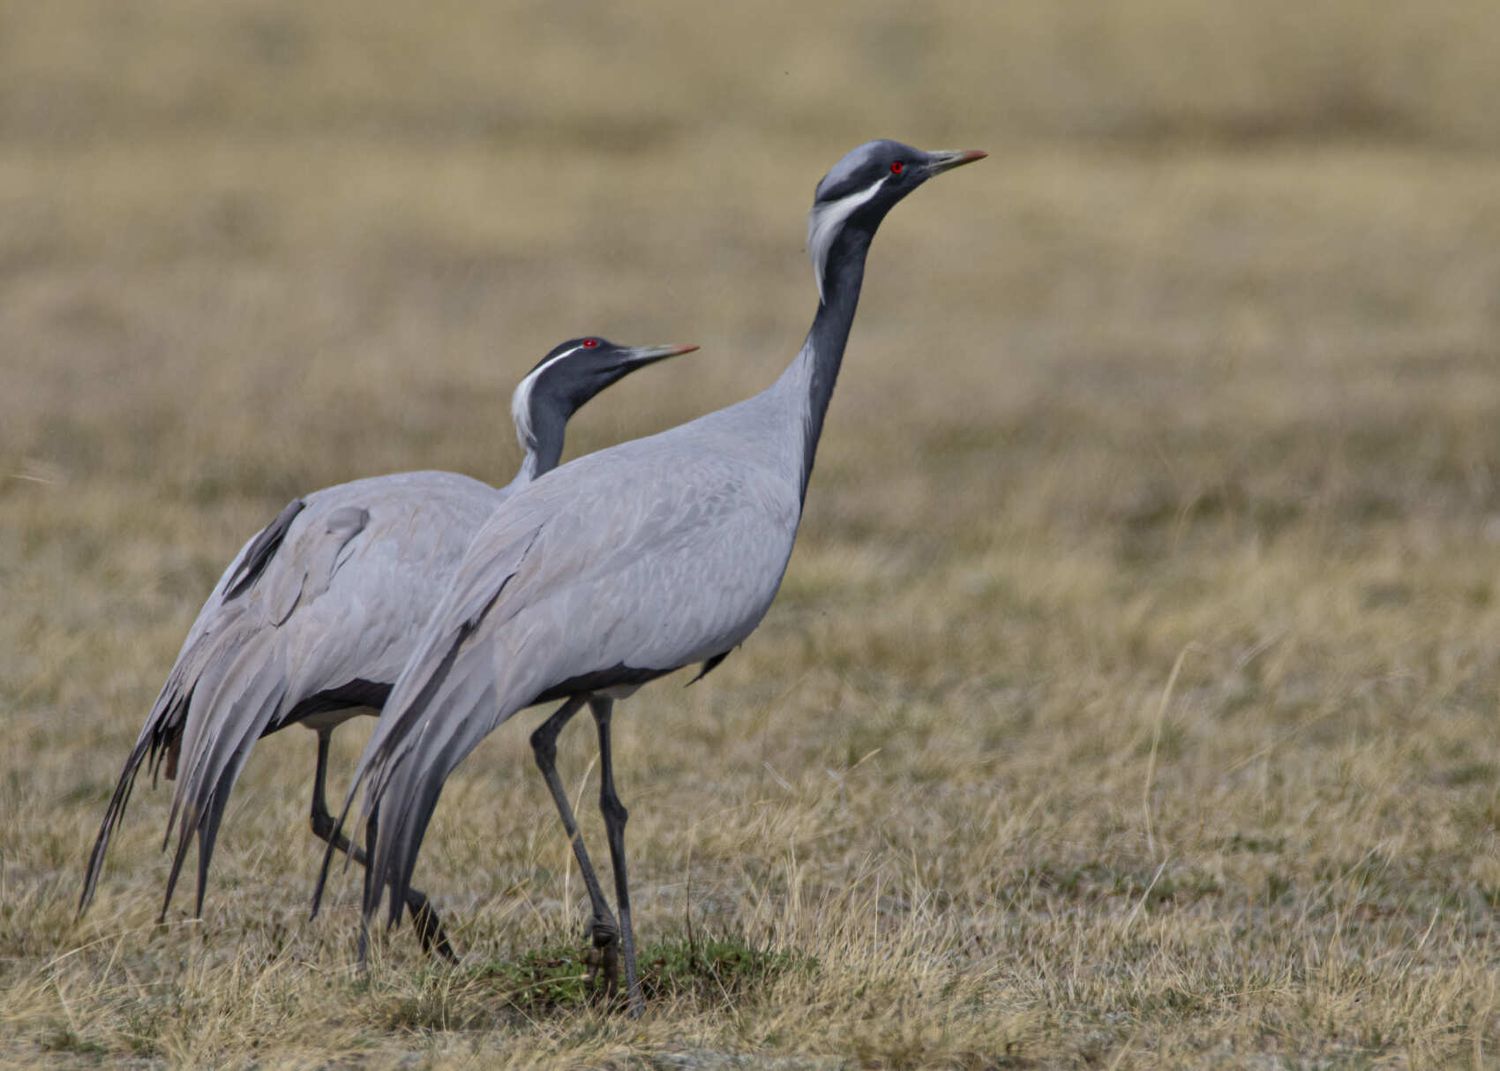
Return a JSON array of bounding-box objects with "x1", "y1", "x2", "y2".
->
[
  {"x1": 591, "y1": 697, "x2": 642, "y2": 1017},
  {"x1": 530, "y1": 696, "x2": 620, "y2": 993},
  {"x1": 309, "y1": 728, "x2": 457, "y2": 963}
]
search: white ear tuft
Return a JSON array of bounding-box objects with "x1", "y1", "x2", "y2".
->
[
  {"x1": 510, "y1": 345, "x2": 583, "y2": 450},
  {"x1": 807, "y1": 176, "x2": 887, "y2": 303}
]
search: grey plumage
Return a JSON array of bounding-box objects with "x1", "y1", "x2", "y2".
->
[
  {"x1": 80, "y1": 337, "x2": 698, "y2": 944},
  {"x1": 319, "y1": 141, "x2": 986, "y2": 1012}
]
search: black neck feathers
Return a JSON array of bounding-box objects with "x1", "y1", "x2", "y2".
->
[{"x1": 795, "y1": 224, "x2": 873, "y2": 502}]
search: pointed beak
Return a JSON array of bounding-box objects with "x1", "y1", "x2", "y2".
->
[
  {"x1": 924, "y1": 149, "x2": 988, "y2": 176},
  {"x1": 622, "y1": 342, "x2": 700, "y2": 365}
]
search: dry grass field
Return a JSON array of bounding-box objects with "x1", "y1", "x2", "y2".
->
[{"x1": 4, "y1": 2, "x2": 1500, "y2": 1067}]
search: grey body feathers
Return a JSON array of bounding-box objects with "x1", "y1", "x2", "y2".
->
[
  {"x1": 80, "y1": 334, "x2": 701, "y2": 917},
  {"x1": 346, "y1": 372, "x2": 815, "y2": 924},
  {"x1": 81, "y1": 470, "x2": 503, "y2": 914}
]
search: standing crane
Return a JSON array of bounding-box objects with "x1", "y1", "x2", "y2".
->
[
  {"x1": 80, "y1": 336, "x2": 699, "y2": 961},
  {"x1": 317, "y1": 141, "x2": 984, "y2": 1014}
]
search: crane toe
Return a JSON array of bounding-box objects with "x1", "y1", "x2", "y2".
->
[
  {"x1": 585, "y1": 917, "x2": 622, "y2": 1000},
  {"x1": 406, "y1": 890, "x2": 458, "y2": 963}
]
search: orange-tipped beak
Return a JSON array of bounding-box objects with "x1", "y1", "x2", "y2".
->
[{"x1": 927, "y1": 148, "x2": 988, "y2": 174}]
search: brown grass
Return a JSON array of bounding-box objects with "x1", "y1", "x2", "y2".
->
[{"x1": 4, "y1": 2, "x2": 1500, "y2": 1067}]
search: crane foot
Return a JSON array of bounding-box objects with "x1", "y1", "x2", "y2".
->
[{"x1": 584, "y1": 916, "x2": 621, "y2": 1001}]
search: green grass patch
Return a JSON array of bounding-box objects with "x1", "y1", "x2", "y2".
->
[{"x1": 469, "y1": 932, "x2": 809, "y2": 1016}]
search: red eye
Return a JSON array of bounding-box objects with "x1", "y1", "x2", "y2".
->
[
  {"x1": 890, "y1": 161, "x2": 904, "y2": 174},
  {"x1": 583, "y1": 338, "x2": 599, "y2": 348}
]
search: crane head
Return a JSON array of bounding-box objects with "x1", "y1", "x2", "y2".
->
[
  {"x1": 511, "y1": 337, "x2": 700, "y2": 450},
  {"x1": 808, "y1": 140, "x2": 986, "y2": 302}
]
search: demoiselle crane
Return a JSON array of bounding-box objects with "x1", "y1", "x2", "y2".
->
[
  {"x1": 318, "y1": 140, "x2": 985, "y2": 1012},
  {"x1": 80, "y1": 336, "x2": 699, "y2": 960}
]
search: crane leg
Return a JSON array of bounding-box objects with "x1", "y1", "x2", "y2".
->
[
  {"x1": 591, "y1": 697, "x2": 642, "y2": 1017},
  {"x1": 530, "y1": 696, "x2": 621, "y2": 995},
  {"x1": 308, "y1": 728, "x2": 458, "y2": 963}
]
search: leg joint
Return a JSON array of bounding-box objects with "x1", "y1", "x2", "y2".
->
[
  {"x1": 529, "y1": 725, "x2": 557, "y2": 767},
  {"x1": 600, "y1": 791, "x2": 628, "y2": 827}
]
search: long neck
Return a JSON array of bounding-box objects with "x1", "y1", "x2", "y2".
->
[
  {"x1": 502, "y1": 405, "x2": 566, "y2": 494},
  {"x1": 775, "y1": 224, "x2": 873, "y2": 503}
]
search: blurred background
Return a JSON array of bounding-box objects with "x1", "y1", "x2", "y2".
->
[
  {"x1": 4, "y1": 1, "x2": 1500, "y2": 499},
  {"x1": 3, "y1": 2, "x2": 1500, "y2": 1064}
]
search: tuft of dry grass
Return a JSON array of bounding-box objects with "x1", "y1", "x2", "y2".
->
[{"x1": 4, "y1": 2, "x2": 1500, "y2": 1068}]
